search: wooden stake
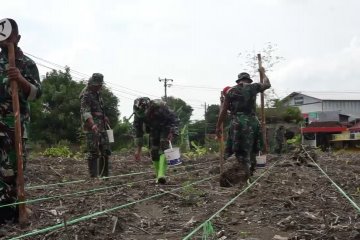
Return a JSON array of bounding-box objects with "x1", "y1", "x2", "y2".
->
[
  {"x1": 8, "y1": 42, "x2": 27, "y2": 224},
  {"x1": 257, "y1": 53, "x2": 268, "y2": 153},
  {"x1": 219, "y1": 91, "x2": 225, "y2": 174}
]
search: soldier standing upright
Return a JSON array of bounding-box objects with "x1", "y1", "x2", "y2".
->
[
  {"x1": 216, "y1": 67, "x2": 271, "y2": 180},
  {"x1": 133, "y1": 98, "x2": 179, "y2": 184},
  {"x1": 0, "y1": 18, "x2": 42, "y2": 223},
  {"x1": 80, "y1": 73, "x2": 111, "y2": 178}
]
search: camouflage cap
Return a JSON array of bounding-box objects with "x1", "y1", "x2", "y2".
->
[
  {"x1": 133, "y1": 97, "x2": 151, "y2": 111},
  {"x1": 88, "y1": 73, "x2": 104, "y2": 86},
  {"x1": 236, "y1": 72, "x2": 253, "y2": 83}
]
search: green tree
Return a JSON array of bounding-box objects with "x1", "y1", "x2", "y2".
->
[
  {"x1": 165, "y1": 96, "x2": 193, "y2": 127},
  {"x1": 205, "y1": 104, "x2": 220, "y2": 134}
]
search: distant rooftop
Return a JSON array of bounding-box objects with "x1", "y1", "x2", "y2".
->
[{"x1": 286, "y1": 91, "x2": 360, "y2": 101}]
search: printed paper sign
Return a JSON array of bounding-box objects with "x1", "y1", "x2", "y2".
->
[{"x1": 0, "y1": 19, "x2": 13, "y2": 42}]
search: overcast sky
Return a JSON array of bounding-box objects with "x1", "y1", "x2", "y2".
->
[{"x1": 3, "y1": 0, "x2": 360, "y2": 120}]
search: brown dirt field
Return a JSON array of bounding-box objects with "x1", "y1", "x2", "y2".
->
[{"x1": 1, "y1": 149, "x2": 359, "y2": 240}]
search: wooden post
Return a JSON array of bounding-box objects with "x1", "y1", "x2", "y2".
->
[
  {"x1": 8, "y1": 42, "x2": 27, "y2": 224},
  {"x1": 219, "y1": 91, "x2": 225, "y2": 174},
  {"x1": 257, "y1": 53, "x2": 268, "y2": 153}
]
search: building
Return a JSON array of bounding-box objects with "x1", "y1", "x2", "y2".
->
[{"x1": 282, "y1": 91, "x2": 360, "y2": 119}]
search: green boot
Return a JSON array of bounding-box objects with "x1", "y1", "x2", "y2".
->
[
  {"x1": 157, "y1": 154, "x2": 167, "y2": 184},
  {"x1": 152, "y1": 161, "x2": 160, "y2": 180}
]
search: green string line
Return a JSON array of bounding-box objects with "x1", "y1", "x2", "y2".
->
[
  {"x1": 302, "y1": 145, "x2": 360, "y2": 213},
  {"x1": 25, "y1": 171, "x2": 151, "y2": 190},
  {"x1": 26, "y1": 160, "x2": 212, "y2": 190},
  {"x1": 9, "y1": 175, "x2": 217, "y2": 240},
  {"x1": 182, "y1": 159, "x2": 281, "y2": 240},
  {"x1": 1, "y1": 166, "x2": 211, "y2": 209}
]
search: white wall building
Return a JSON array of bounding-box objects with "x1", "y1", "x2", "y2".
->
[{"x1": 282, "y1": 92, "x2": 360, "y2": 119}]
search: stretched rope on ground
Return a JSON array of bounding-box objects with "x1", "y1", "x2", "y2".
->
[
  {"x1": 182, "y1": 159, "x2": 282, "y2": 240},
  {"x1": 9, "y1": 175, "x2": 218, "y2": 240},
  {"x1": 301, "y1": 145, "x2": 360, "y2": 213},
  {"x1": 26, "y1": 160, "x2": 214, "y2": 190},
  {"x1": 1, "y1": 165, "x2": 213, "y2": 209}
]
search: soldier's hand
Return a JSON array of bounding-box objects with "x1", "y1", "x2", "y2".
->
[
  {"x1": 258, "y1": 66, "x2": 266, "y2": 74},
  {"x1": 167, "y1": 132, "x2": 173, "y2": 141},
  {"x1": 7, "y1": 67, "x2": 22, "y2": 83},
  {"x1": 91, "y1": 124, "x2": 99, "y2": 133},
  {"x1": 216, "y1": 128, "x2": 222, "y2": 139}
]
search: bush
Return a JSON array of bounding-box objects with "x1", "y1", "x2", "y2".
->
[{"x1": 42, "y1": 146, "x2": 72, "y2": 158}]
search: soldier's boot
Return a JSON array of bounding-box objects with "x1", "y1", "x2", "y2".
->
[
  {"x1": 152, "y1": 160, "x2": 160, "y2": 180},
  {"x1": 157, "y1": 154, "x2": 167, "y2": 184},
  {"x1": 250, "y1": 152, "x2": 256, "y2": 176},
  {"x1": 99, "y1": 156, "x2": 109, "y2": 178},
  {"x1": 87, "y1": 157, "x2": 98, "y2": 178},
  {"x1": 236, "y1": 156, "x2": 251, "y2": 180}
]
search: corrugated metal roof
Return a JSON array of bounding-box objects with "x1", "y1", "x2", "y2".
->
[{"x1": 288, "y1": 91, "x2": 360, "y2": 101}]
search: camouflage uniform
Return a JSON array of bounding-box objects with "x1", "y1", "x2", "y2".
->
[
  {"x1": 133, "y1": 98, "x2": 179, "y2": 161},
  {"x1": 0, "y1": 47, "x2": 41, "y2": 223},
  {"x1": 80, "y1": 74, "x2": 111, "y2": 178},
  {"x1": 274, "y1": 126, "x2": 285, "y2": 154},
  {"x1": 225, "y1": 73, "x2": 268, "y2": 176}
]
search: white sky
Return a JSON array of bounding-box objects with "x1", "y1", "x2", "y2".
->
[{"x1": 3, "y1": 0, "x2": 360, "y2": 120}]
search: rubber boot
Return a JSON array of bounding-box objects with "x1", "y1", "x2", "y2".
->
[
  {"x1": 87, "y1": 156, "x2": 98, "y2": 178},
  {"x1": 157, "y1": 154, "x2": 167, "y2": 184},
  {"x1": 152, "y1": 160, "x2": 160, "y2": 180}
]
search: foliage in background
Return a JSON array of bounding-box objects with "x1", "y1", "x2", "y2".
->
[
  {"x1": 165, "y1": 96, "x2": 193, "y2": 127},
  {"x1": 183, "y1": 141, "x2": 208, "y2": 160}
]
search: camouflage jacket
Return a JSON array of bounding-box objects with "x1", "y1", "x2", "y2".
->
[
  {"x1": 226, "y1": 83, "x2": 264, "y2": 116},
  {"x1": 0, "y1": 47, "x2": 42, "y2": 120},
  {"x1": 79, "y1": 86, "x2": 107, "y2": 132},
  {"x1": 133, "y1": 99, "x2": 179, "y2": 147}
]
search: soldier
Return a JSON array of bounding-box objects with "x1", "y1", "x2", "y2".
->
[
  {"x1": 80, "y1": 73, "x2": 111, "y2": 178},
  {"x1": 133, "y1": 98, "x2": 179, "y2": 184},
  {"x1": 274, "y1": 125, "x2": 285, "y2": 154},
  {"x1": 216, "y1": 68, "x2": 271, "y2": 179},
  {"x1": 0, "y1": 18, "x2": 42, "y2": 223}
]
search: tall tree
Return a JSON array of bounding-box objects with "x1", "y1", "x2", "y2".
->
[{"x1": 164, "y1": 96, "x2": 193, "y2": 127}]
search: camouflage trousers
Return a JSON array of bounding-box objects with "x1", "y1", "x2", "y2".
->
[
  {"x1": 85, "y1": 132, "x2": 111, "y2": 178},
  {"x1": 149, "y1": 128, "x2": 171, "y2": 161},
  {"x1": 0, "y1": 115, "x2": 27, "y2": 224},
  {"x1": 224, "y1": 114, "x2": 262, "y2": 174}
]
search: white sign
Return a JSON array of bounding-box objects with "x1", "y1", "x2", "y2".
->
[{"x1": 0, "y1": 18, "x2": 13, "y2": 42}]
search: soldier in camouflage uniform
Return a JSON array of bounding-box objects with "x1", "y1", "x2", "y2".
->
[
  {"x1": 274, "y1": 125, "x2": 285, "y2": 154},
  {"x1": 216, "y1": 67, "x2": 271, "y2": 179},
  {"x1": 133, "y1": 97, "x2": 179, "y2": 184},
  {"x1": 80, "y1": 73, "x2": 111, "y2": 178},
  {"x1": 0, "y1": 19, "x2": 42, "y2": 223}
]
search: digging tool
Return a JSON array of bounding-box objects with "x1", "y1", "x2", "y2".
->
[
  {"x1": 0, "y1": 18, "x2": 27, "y2": 224},
  {"x1": 219, "y1": 90, "x2": 225, "y2": 174}
]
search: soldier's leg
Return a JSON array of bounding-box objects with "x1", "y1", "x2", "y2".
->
[
  {"x1": 0, "y1": 132, "x2": 18, "y2": 224},
  {"x1": 99, "y1": 132, "x2": 111, "y2": 177},
  {"x1": 224, "y1": 122, "x2": 234, "y2": 159},
  {"x1": 85, "y1": 133, "x2": 99, "y2": 178},
  {"x1": 233, "y1": 116, "x2": 254, "y2": 179},
  {"x1": 150, "y1": 131, "x2": 165, "y2": 183}
]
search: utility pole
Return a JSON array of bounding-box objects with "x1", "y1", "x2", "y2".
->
[
  {"x1": 202, "y1": 102, "x2": 207, "y2": 143},
  {"x1": 158, "y1": 77, "x2": 173, "y2": 102}
]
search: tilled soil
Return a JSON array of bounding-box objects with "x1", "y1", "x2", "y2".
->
[{"x1": 1, "y1": 148, "x2": 360, "y2": 240}]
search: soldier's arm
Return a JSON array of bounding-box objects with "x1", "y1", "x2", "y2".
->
[
  {"x1": 258, "y1": 67, "x2": 271, "y2": 92},
  {"x1": 133, "y1": 115, "x2": 144, "y2": 148},
  {"x1": 216, "y1": 97, "x2": 229, "y2": 137}
]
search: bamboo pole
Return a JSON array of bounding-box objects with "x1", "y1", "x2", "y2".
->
[
  {"x1": 257, "y1": 54, "x2": 268, "y2": 153},
  {"x1": 219, "y1": 91, "x2": 225, "y2": 174},
  {"x1": 8, "y1": 42, "x2": 27, "y2": 224}
]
